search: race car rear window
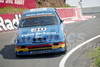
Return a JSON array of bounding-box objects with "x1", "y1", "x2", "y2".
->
[{"x1": 19, "y1": 15, "x2": 58, "y2": 28}]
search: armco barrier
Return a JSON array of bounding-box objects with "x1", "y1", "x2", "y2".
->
[
  {"x1": 0, "y1": 8, "x2": 82, "y2": 33},
  {"x1": 83, "y1": 7, "x2": 100, "y2": 13}
]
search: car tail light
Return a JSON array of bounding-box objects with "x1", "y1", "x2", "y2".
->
[
  {"x1": 16, "y1": 46, "x2": 21, "y2": 49},
  {"x1": 59, "y1": 42, "x2": 65, "y2": 44}
]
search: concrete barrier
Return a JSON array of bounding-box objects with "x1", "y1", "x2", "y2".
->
[
  {"x1": 57, "y1": 8, "x2": 76, "y2": 18},
  {"x1": 0, "y1": 0, "x2": 35, "y2": 9},
  {"x1": 57, "y1": 7, "x2": 82, "y2": 19},
  {"x1": 83, "y1": 7, "x2": 100, "y2": 13},
  {"x1": 0, "y1": 13, "x2": 22, "y2": 32},
  {"x1": 75, "y1": 7, "x2": 82, "y2": 19},
  {"x1": 0, "y1": 7, "x2": 82, "y2": 33}
]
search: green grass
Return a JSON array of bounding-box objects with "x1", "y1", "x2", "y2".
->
[
  {"x1": 53, "y1": 4, "x2": 74, "y2": 8},
  {"x1": 60, "y1": 4, "x2": 73, "y2": 8},
  {"x1": 0, "y1": 7, "x2": 27, "y2": 14},
  {"x1": 0, "y1": 5, "x2": 73, "y2": 14},
  {"x1": 89, "y1": 47, "x2": 100, "y2": 67}
]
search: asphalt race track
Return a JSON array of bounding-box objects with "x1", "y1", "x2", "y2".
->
[{"x1": 0, "y1": 13, "x2": 100, "y2": 67}]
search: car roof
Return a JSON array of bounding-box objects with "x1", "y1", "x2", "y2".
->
[{"x1": 23, "y1": 8, "x2": 56, "y2": 14}]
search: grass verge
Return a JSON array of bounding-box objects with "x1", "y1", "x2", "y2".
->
[
  {"x1": 89, "y1": 47, "x2": 100, "y2": 67},
  {"x1": 0, "y1": 5, "x2": 74, "y2": 14},
  {"x1": 53, "y1": 5, "x2": 74, "y2": 8}
]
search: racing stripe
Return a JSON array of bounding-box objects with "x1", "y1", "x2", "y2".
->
[{"x1": 22, "y1": 15, "x2": 55, "y2": 19}]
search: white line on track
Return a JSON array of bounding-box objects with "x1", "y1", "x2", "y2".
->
[
  {"x1": 93, "y1": 16, "x2": 96, "y2": 19},
  {"x1": 59, "y1": 35, "x2": 100, "y2": 67},
  {"x1": 64, "y1": 16, "x2": 96, "y2": 24},
  {"x1": 64, "y1": 21, "x2": 75, "y2": 24}
]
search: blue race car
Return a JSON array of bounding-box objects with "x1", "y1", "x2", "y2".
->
[{"x1": 14, "y1": 8, "x2": 67, "y2": 56}]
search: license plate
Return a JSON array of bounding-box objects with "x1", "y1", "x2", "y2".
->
[{"x1": 30, "y1": 50, "x2": 51, "y2": 54}]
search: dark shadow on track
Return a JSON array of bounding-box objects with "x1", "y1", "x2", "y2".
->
[{"x1": 0, "y1": 44, "x2": 64, "y2": 59}]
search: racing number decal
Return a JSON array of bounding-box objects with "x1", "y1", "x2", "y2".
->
[{"x1": 31, "y1": 28, "x2": 46, "y2": 32}]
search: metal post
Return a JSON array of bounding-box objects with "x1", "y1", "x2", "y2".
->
[
  {"x1": 80, "y1": 0, "x2": 82, "y2": 10},
  {"x1": 79, "y1": 0, "x2": 83, "y2": 16}
]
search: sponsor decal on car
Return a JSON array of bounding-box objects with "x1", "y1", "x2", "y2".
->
[{"x1": 31, "y1": 28, "x2": 46, "y2": 32}]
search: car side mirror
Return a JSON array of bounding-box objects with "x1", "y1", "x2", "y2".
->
[
  {"x1": 60, "y1": 19, "x2": 64, "y2": 23},
  {"x1": 14, "y1": 23, "x2": 18, "y2": 27}
]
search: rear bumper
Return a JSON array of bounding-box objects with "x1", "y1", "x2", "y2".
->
[{"x1": 16, "y1": 47, "x2": 66, "y2": 55}]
